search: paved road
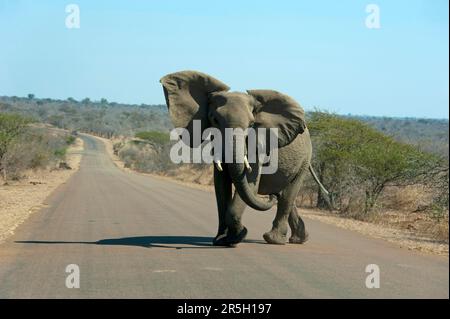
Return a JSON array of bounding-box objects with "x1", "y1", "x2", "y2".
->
[{"x1": 0, "y1": 135, "x2": 448, "y2": 298}]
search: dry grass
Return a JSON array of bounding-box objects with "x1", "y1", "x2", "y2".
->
[
  {"x1": 0, "y1": 138, "x2": 84, "y2": 243},
  {"x1": 379, "y1": 185, "x2": 433, "y2": 211},
  {"x1": 302, "y1": 209, "x2": 448, "y2": 256},
  {"x1": 368, "y1": 210, "x2": 449, "y2": 244}
]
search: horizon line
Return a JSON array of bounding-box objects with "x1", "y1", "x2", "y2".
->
[{"x1": 0, "y1": 94, "x2": 448, "y2": 121}]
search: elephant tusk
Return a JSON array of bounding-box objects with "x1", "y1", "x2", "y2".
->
[
  {"x1": 244, "y1": 156, "x2": 252, "y2": 173},
  {"x1": 215, "y1": 160, "x2": 223, "y2": 172}
]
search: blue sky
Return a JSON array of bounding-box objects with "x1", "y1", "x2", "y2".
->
[{"x1": 0, "y1": 0, "x2": 448, "y2": 118}]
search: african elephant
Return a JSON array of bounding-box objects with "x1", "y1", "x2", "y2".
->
[{"x1": 160, "y1": 70, "x2": 330, "y2": 246}]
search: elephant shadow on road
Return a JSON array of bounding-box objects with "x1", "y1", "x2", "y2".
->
[
  {"x1": 16, "y1": 236, "x2": 239, "y2": 249},
  {"x1": 95, "y1": 236, "x2": 217, "y2": 249}
]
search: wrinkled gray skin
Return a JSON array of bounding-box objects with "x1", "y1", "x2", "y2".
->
[{"x1": 161, "y1": 70, "x2": 318, "y2": 246}]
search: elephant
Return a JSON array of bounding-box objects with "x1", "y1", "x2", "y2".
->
[{"x1": 160, "y1": 70, "x2": 330, "y2": 246}]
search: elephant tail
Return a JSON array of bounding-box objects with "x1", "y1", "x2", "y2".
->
[{"x1": 308, "y1": 164, "x2": 334, "y2": 210}]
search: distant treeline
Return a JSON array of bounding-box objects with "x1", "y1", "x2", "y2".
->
[
  {"x1": 0, "y1": 95, "x2": 172, "y2": 138},
  {"x1": 348, "y1": 115, "x2": 449, "y2": 158}
]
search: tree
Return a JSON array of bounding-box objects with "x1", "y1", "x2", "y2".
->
[
  {"x1": 27, "y1": 94, "x2": 35, "y2": 100},
  {"x1": 352, "y1": 132, "x2": 439, "y2": 213},
  {"x1": 308, "y1": 112, "x2": 442, "y2": 214},
  {"x1": 308, "y1": 112, "x2": 365, "y2": 210},
  {"x1": 0, "y1": 113, "x2": 32, "y2": 180}
]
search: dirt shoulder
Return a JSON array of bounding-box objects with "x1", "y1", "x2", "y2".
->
[
  {"x1": 0, "y1": 138, "x2": 84, "y2": 243},
  {"x1": 96, "y1": 135, "x2": 448, "y2": 256}
]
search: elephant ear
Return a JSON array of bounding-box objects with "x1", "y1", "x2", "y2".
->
[
  {"x1": 247, "y1": 90, "x2": 306, "y2": 147},
  {"x1": 160, "y1": 70, "x2": 230, "y2": 147}
]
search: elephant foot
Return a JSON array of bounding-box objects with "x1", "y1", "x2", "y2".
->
[
  {"x1": 263, "y1": 230, "x2": 287, "y2": 245},
  {"x1": 226, "y1": 227, "x2": 248, "y2": 247},
  {"x1": 212, "y1": 227, "x2": 248, "y2": 247},
  {"x1": 212, "y1": 232, "x2": 229, "y2": 246},
  {"x1": 289, "y1": 231, "x2": 309, "y2": 244}
]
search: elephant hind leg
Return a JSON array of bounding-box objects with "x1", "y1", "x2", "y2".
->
[
  {"x1": 263, "y1": 168, "x2": 307, "y2": 245},
  {"x1": 262, "y1": 190, "x2": 291, "y2": 245},
  {"x1": 288, "y1": 205, "x2": 309, "y2": 244}
]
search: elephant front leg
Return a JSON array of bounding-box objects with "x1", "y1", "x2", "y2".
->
[
  {"x1": 212, "y1": 165, "x2": 232, "y2": 245},
  {"x1": 213, "y1": 190, "x2": 248, "y2": 247},
  {"x1": 220, "y1": 159, "x2": 263, "y2": 246},
  {"x1": 222, "y1": 193, "x2": 248, "y2": 246}
]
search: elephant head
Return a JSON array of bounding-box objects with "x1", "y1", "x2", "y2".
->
[{"x1": 160, "y1": 71, "x2": 306, "y2": 211}]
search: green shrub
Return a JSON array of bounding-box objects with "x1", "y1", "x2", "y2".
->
[
  {"x1": 54, "y1": 148, "x2": 67, "y2": 158},
  {"x1": 66, "y1": 135, "x2": 76, "y2": 145}
]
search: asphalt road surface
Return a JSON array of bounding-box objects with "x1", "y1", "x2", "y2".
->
[{"x1": 0, "y1": 135, "x2": 448, "y2": 298}]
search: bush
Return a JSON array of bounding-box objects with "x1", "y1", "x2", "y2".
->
[
  {"x1": 66, "y1": 135, "x2": 76, "y2": 145},
  {"x1": 429, "y1": 168, "x2": 449, "y2": 222},
  {"x1": 0, "y1": 113, "x2": 32, "y2": 159},
  {"x1": 117, "y1": 141, "x2": 175, "y2": 173},
  {"x1": 54, "y1": 148, "x2": 67, "y2": 158},
  {"x1": 0, "y1": 113, "x2": 33, "y2": 179},
  {"x1": 0, "y1": 116, "x2": 74, "y2": 181}
]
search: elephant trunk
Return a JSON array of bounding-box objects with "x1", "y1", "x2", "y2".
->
[{"x1": 227, "y1": 143, "x2": 276, "y2": 211}]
